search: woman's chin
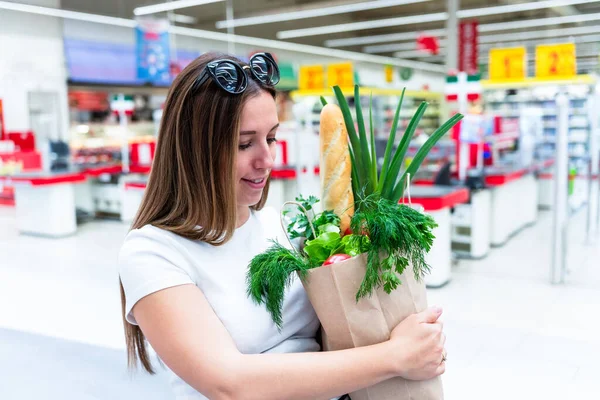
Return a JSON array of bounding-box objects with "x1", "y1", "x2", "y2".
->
[{"x1": 238, "y1": 194, "x2": 263, "y2": 208}]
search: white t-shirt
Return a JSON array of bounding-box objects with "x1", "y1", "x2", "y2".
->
[{"x1": 119, "y1": 207, "x2": 321, "y2": 399}]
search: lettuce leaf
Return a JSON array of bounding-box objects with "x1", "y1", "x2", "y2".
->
[{"x1": 303, "y1": 232, "x2": 342, "y2": 265}]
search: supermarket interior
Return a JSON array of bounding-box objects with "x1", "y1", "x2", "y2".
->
[{"x1": 1, "y1": 0, "x2": 600, "y2": 399}]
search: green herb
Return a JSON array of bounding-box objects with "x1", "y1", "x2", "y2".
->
[
  {"x1": 333, "y1": 85, "x2": 463, "y2": 204},
  {"x1": 284, "y1": 195, "x2": 318, "y2": 240},
  {"x1": 331, "y1": 85, "x2": 461, "y2": 299},
  {"x1": 246, "y1": 241, "x2": 312, "y2": 329},
  {"x1": 311, "y1": 211, "x2": 341, "y2": 235},
  {"x1": 332, "y1": 234, "x2": 371, "y2": 257},
  {"x1": 284, "y1": 195, "x2": 340, "y2": 242},
  {"x1": 351, "y1": 195, "x2": 438, "y2": 300},
  {"x1": 295, "y1": 194, "x2": 319, "y2": 211}
]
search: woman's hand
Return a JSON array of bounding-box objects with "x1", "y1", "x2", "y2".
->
[{"x1": 388, "y1": 306, "x2": 446, "y2": 381}]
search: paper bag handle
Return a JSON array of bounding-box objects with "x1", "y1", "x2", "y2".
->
[{"x1": 280, "y1": 201, "x2": 317, "y2": 253}]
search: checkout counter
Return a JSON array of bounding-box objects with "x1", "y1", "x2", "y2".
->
[
  {"x1": 485, "y1": 158, "x2": 554, "y2": 247},
  {"x1": 406, "y1": 185, "x2": 470, "y2": 288},
  {"x1": 485, "y1": 166, "x2": 538, "y2": 246},
  {"x1": 0, "y1": 163, "x2": 144, "y2": 237},
  {"x1": 0, "y1": 170, "x2": 86, "y2": 237}
]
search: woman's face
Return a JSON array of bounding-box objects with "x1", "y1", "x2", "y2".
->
[{"x1": 236, "y1": 90, "x2": 279, "y2": 210}]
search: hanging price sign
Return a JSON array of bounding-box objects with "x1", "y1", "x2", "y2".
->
[
  {"x1": 327, "y1": 62, "x2": 354, "y2": 88},
  {"x1": 298, "y1": 65, "x2": 325, "y2": 90},
  {"x1": 535, "y1": 43, "x2": 577, "y2": 79},
  {"x1": 489, "y1": 47, "x2": 527, "y2": 81}
]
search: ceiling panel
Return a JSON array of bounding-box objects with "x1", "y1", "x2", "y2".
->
[{"x1": 57, "y1": 0, "x2": 600, "y2": 69}]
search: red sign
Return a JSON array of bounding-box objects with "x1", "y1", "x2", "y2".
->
[
  {"x1": 459, "y1": 21, "x2": 478, "y2": 73},
  {"x1": 417, "y1": 35, "x2": 440, "y2": 55},
  {"x1": 68, "y1": 91, "x2": 109, "y2": 112}
]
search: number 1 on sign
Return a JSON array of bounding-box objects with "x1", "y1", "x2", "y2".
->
[
  {"x1": 489, "y1": 47, "x2": 526, "y2": 81},
  {"x1": 549, "y1": 51, "x2": 558, "y2": 75},
  {"x1": 501, "y1": 54, "x2": 523, "y2": 78}
]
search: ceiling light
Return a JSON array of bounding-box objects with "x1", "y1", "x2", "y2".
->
[
  {"x1": 0, "y1": 0, "x2": 136, "y2": 27},
  {"x1": 380, "y1": 33, "x2": 600, "y2": 55},
  {"x1": 133, "y1": 0, "x2": 224, "y2": 16},
  {"x1": 479, "y1": 25, "x2": 600, "y2": 43},
  {"x1": 479, "y1": 12, "x2": 600, "y2": 32},
  {"x1": 277, "y1": 12, "x2": 448, "y2": 39},
  {"x1": 170, "y1": 14, "x2": 197, "y2": 24},
  {"x1": 280, "y1": 0, "x2": 600, "y2": 40},
  {"x1": 365, "y1": 39, "x2": 448, "y2": 54},
  {"x1": 216, "y1": 0, "x2": 431, "y2": 29},
  {"x1": 339, "y1": 24, "x2": 600, "y2": 50},
  {"x1": 393, "y1": 50, "x2": 447, "y2": 58},
  {"x1": 415, "y1": 55, "x2": 446, "y2": 62},
  {"x1": 460, "y1": 0, "x2": 600, "y2": 18},
  {"x1": 325, "y1": 30, "x2": 445, "y2": 48},
  {"x1": 173, "y1": 26, "x2": 445, "y2": 72}
]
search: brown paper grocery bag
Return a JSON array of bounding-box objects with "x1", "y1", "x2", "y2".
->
[{"x1": 301, "y1": 253, "x2": 443, "y2": 400}]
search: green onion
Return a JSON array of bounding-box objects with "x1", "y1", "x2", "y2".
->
[{"x1": 333, "y1": 84, "x2": 463, "y2": 206}]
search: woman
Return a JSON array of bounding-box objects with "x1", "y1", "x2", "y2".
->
[{"x1": 119, "y1": 52, "x2": 446, "y2": 400}]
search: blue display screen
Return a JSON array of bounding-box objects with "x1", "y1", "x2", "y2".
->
[{"x1": 64, "y1": 38, "x2": 200, "y2": 86}]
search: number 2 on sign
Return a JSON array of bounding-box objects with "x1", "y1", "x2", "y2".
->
[{"x1": 535, "y1": 44, "x2": 576, "y2": 78}]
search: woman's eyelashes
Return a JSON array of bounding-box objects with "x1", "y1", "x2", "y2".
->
[{"x1": 238, "y1": 137, "x2": 278, "y2": 151}]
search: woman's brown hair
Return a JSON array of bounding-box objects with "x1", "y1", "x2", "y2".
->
[{"x1": 120, "y1": 52, "x2": 276, "y2": 373}]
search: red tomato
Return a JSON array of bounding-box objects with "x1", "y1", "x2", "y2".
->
[
  {"x1": 344, "y1": 227, "x2": 369, "y2": 237},
  {"x1": 322, "y1": 254, "x2": 351, "y2": 266}
]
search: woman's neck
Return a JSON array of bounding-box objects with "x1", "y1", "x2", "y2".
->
[{"x1": 236, "y1": 206, "x2": 251, "y2": 228}]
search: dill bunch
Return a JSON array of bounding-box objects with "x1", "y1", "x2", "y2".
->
[
  {"x1": 246, "y1": 241, "x2": 312, "y2": 329},
  {"x1": 351, "y1": 194, "x2": 438, "y2": 300}
]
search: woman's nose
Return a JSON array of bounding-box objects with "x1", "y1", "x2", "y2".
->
[{"x1": 254, "y1": 142, "x2": 274, "y2": 170}]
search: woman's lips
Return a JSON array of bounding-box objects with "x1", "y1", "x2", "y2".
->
[{"x1": 242, "y1": 177, "x2": 267, "y2": 189}]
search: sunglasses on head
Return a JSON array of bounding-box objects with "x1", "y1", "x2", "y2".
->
[{"x1": 192, "y1": 52, "x2": 280, "y2": 94}]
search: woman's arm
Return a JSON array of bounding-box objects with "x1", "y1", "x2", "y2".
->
[{"x1": 133, "y1": 284, "x2": 445, "y2": 400}]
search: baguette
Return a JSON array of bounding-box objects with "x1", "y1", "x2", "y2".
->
[{"x1": 319, "y1": 104, "x2": 354, "y2": 234}]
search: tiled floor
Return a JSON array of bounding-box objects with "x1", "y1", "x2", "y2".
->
[{"x1": 1, "y1": 205, "x2": 599, "y2": 399}]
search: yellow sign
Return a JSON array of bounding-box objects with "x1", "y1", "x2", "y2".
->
[
  {"x1": 489, "y1": 47, "x2": 527, "y2": 81},
  {"x1": 385, "y1": 65, "x2": 394, "y2": 83},
  {"x1": 535, "y1": 43, "x2": 577, "y2": 78},
  {"x1": 327, "y1": 62, "x2": 354, "y2": 88},
  {"x1": 298, "y1": 65, "x2": 325, "y2": 90}
]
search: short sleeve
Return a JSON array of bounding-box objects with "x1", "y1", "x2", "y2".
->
[{"x1": 119, "y1": 226, "x2": 195, "y2": 325}]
